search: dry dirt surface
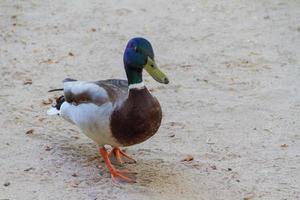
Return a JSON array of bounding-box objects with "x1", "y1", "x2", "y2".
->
[{"x1": 1, "y1": 0, "x2": 300, "y2": 199}]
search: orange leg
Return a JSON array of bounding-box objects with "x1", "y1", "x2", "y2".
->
[
  {"x1": 99, "y1": 147, "x2": 136, "y2": 183},
  {"x1": 108, "y1": 147, "x2": 137, "y2": 164}
]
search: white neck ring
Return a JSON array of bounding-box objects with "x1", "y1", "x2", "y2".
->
[{"x1": 128, "y1": 82, "x2": 145, "y2": 90}]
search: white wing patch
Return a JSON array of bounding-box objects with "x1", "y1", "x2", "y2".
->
[{"x1": 64, "y1": 81, "x2": 109, "y2": 104}]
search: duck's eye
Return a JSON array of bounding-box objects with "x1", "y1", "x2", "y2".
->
[{"x1": 134, "y1": 46, "x2": 138, "y2": 52}]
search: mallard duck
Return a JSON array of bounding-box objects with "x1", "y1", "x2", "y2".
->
[{"x1": 47, "y1": 37, "x2": 169, "y2": 183}]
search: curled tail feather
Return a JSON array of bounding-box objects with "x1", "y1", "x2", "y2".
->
[
  {"x1": 48, "y1": 88, "x2": 63, "y2": 92},
  {"x1": 47, "y1": 96, "x2": 65, "y2": 116}
]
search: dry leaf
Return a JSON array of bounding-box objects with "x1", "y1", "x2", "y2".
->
[
  {"x1": 24, "y1": 167, "x2": 34, "y2": 172},
  {"x1": 68, "y1": 52, "x2": 74, "y2": 56},
  {"x1": 169, "y1": 122, "x2": 176, "y2": 126},
  {"x1": 180, "y1": 64, "x2": 192, "y2": 68},
  {"x1": 40, "y1": 59, "x2": 58, "y2": 64},
  {"x1": 181, "y1": 154, "x2": 194, "y2": 162},
  {"x1": 42, "y1": 98, "x2": 53, "y2": 105},
  {"x1": 26, "y1": 129, "x2": 34, "y2": 135},
  {"x1": 23, "y1": 79, "x2": 32, "y2": 85},
  {"x1": 263, "y1": 128, "x2": 271, "y2": 133},
  {"x1": 45, "y1": 145, "x2": 53, "y2": 151},
  {"x1": 243, "y1": 193, "x2": 255, "y2": 200},
  {"x1": 38, "y1": 118, "x2": 46, "y2": 122},
  {"x1": 191, "y1": 163, "x2": 202, "y2": 169},
  {"x1": 91, "y1": 28, "x2": 96, "y2": 32},
  {"x1": 71, "y1": 136, "x2": 80, "y2": 140},
  {"x1": 211, "y1": 165, "x2": 217, "y2": 170},
  {"x1": 70, "y1": 180, "x2": 80, "y2": 188},
  {"x1": 281, "y1": 144, "x2": 288, "y2": 148},
  {"x1": 4, "y1": 182, "x2": 10, "y2": 187}
]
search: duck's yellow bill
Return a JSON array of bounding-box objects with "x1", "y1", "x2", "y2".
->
[{"x1": 144, "y1": 57, "x2": 169, "y2": 84}]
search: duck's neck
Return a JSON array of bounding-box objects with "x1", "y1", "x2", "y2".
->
[{"x1": 125, "y1": 66, "x2": 145, "y2": 90}]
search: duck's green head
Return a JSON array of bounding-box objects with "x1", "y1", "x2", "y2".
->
[{"x1": 123, "y1": 37, "x2": 169, "y2": 85}]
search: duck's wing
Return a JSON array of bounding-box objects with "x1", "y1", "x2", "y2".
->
[
  {"x1": 99, "y1": 79, "x2": 128, "y2": 90},
  {"x1": 63, "y1": 78, "x2": 128, "y2": 106}
]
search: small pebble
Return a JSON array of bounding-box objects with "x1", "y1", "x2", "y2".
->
[
  {"x1": 4, "y1": 182, "x2": 10, "y2": 187},
  {"x1": 97, "y1": 165, "x2": 103, "y2": 169},
  {"x1": 42, "y1": 98, "x2": 53, "y2": 105},
  {"x1": 23, "y1": 79, "x2": 32, "y2": 85},
  {"x1": 181, "y1": 154, "x2": 194, "y2": 162},
  {"x1": 26, "y1": 129, "x2": 34, "y2": 135}
]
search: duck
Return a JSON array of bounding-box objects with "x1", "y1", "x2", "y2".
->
[{"x1": 47, "y1": 37, "x2": 169, "y2": 183}]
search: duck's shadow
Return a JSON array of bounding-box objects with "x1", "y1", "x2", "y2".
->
[
  {"x1": 130, "y1": 158, "x2": 180, "y2": 187},
  {"x1": 54, "y1": 140, "x2": 188, "y2": 189}
]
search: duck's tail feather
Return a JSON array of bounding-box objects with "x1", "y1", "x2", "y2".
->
[{"x1": 47, "y1": 95, "x2": 65, "y2": 116}]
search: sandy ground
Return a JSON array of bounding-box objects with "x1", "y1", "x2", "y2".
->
[{"x1": 1, "y1": 0, "x2": 300, "y2": 199}]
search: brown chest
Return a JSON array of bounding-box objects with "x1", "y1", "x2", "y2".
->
[{"x1": 110, "y1": 88, "x2": 162, "y2": 146}]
